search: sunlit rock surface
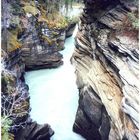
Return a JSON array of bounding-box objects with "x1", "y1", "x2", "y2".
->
[{"x1": 71, "y1": 0, "x2": 139, "y2": 139}]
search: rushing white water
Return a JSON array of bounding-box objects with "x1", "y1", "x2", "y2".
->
[{"x1": 25, "y1": 26, "x2": 85, "y2": 140}]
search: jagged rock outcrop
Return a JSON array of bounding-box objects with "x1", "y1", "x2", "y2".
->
[
  {"x1": 20, "y1": 15, "x2": 76, "y2": 70},
  {"x1": 71, "y1": 0, "x2": 139, "y2": 139},
  {"x1": 19, "y1": 13, "x2": 64, "y2": 70},
  {"x1": 2, "y1": 0, "x2": 76, "y2": 71}
]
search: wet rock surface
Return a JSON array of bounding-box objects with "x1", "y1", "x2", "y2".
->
[
  {"x1": 73, "y1": 86, "x2": 110, "y2": 140},
  {"x1": 72, "y1": 0, "x2": 139, "y2": 140},
  {"x1": 66, "y1": 23, "x2": 77, "y2": 38},
  {"x1": 15, "y1": 121, "x2": 54, "y2": 140}
]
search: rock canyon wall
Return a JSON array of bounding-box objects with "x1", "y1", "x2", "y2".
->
[
  {"x1": 71, "y1": 0, "x2": 139, "y2": 139},
  {"x1": 2, "y1": 0, "x2": 76, "y2": 71},
  {"x1": 1, "y1": 0, "x2": 76, "y2": 139}
]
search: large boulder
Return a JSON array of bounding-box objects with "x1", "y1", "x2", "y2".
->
[
  {"x1": 24, "y1": 51, "x2": 63, "y2": 71},
  {"x1": 15, "y1": 122, "x2": 54, "y2": 140}
]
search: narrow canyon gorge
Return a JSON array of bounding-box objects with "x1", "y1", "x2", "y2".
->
[
  {"x1": 25, "y1": 26, "x2": 85, "y2": 140},
  {"x1": 1, "y1": 0, "x2": 139, "y2": 140}
]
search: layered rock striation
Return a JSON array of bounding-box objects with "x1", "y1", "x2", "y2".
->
[
  {"x1": 71, "y1": 0, "x2": 139, "y2": 139},
  {"x1": 1, "y1": 0, "x2": 77, "y2": 139},
  {"x1": 2, "y1": 0, "x2": 76, "y2": 71}
]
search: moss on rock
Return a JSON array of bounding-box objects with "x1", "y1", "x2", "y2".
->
[{"x1": 7, "y1": 32, "x2": 21, "y2": 52}]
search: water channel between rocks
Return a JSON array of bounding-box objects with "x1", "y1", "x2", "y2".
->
[{"x1": 25, "y1": 26, "x2": 85, "y2": 140}]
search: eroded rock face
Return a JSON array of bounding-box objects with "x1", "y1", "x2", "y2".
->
[
  {"x1": 1, "y1": 49, "x2": 54, "y2": 140},
  {"x1": 71, "y1": 0, "x2": 139, "y2": 139},
  {"x1": 20, "y1": 15, "x2": 76, "y2": 70},
  {"x1": 2, "y1": 0, "x2": 76, "y2": 71},
  {"x1": 19, "y1": 14, "x2": 64, "y2": 70},
  {"x1": 1, "y1": 0, "x2": 77, "y2": 139}
]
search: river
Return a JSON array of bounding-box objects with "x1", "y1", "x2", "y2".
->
[{"x1": 25, "y1": 26, "x2": 85, "y2": 140}]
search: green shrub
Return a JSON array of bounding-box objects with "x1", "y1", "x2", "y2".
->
[
  {"x1": 65, "y1": 16, "x2": 79, "y2": 24},
  {"x1": 47, "y1": 12, "x2": 68, "y2": 29},
  {"x1": 128, "y1": 12, "x2": 139, "y2": 30},
  {"x1": 1, "y1": 116, "x2": 13, "y2": 140},
  {"x1": 120, "y1": 11, "x2": 138, "y2": 39}
]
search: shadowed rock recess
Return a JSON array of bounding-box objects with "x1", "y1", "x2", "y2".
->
[{"x1": 71, "y1": 0, "x2": 139, "y2": 140}]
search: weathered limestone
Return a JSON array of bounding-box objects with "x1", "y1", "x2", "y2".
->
[{"x1": 71, "y1": 0, "x2": 139, "y2": 139}]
